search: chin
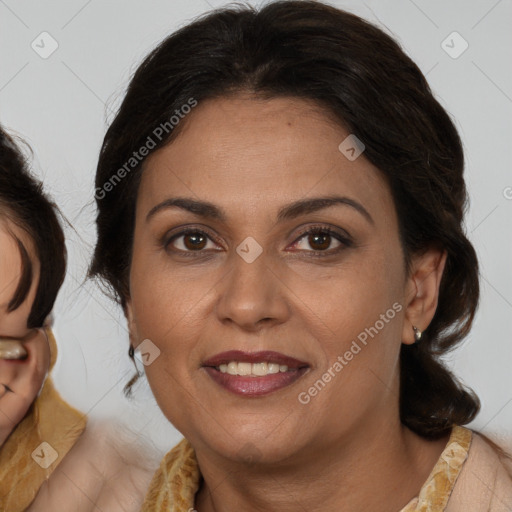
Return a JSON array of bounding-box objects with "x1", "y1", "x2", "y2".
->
[{"x1": 202, "y1": 427, "x2": 307, "y2": 467}]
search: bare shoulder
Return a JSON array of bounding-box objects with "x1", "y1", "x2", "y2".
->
[{"x1": 28, "y1": 419, "x2": 161, "y2": 512}]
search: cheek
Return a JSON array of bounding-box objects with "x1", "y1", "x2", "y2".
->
[
  {"x1": 129, "y1": 273, "x2": 206, "y2": 433},
  {"x1": 294, "y1": 252, "x2": 404, "y2": 398},
  {"x1": 128, "y1": 257, "x2": 213, "y2": 399},
  {"x1": 130, "y1": 260, "x2": 214, "y2": 342},
  {"x1": 292, "y1": 249, "x2": 403, "y2": 340}
]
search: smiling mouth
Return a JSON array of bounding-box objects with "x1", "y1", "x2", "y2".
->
[{"x1": 202, "y1": 350, "x2": 310, "y2": 396}]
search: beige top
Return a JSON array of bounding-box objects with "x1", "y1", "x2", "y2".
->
[
  {"x1": 401, "y1": 426, "x2": 512, "y2": 511},
  {"x1": 141, "y1": 425, "x2": 512, "y2": 511}
]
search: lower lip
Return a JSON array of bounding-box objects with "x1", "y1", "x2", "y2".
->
[{"x1": 203, "y1": 366, "x2": 309, "y2": 396}]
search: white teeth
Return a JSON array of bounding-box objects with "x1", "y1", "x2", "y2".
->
[
  {"x1": 227, "y1": 362, "x2": 238, "y2": 375},
  {"x1": 238, "y1": 362, "x2": 252, "y2": 375},
  {"x1": 217, "y1": 361, "x2": 291, "y2": 376},
  {"x1": 268, "y1": 363, "x2": 280, "y2": 374},
  {"x1": 252, "y1": 362, "x2": 268, "y2": 376}
]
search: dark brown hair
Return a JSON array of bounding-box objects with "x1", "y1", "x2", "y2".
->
[
  {"x1": 90, "y1": 0, "x2": 481, "y2": 438},
  {"x1": 0, "y1": 126, "x2": 66, "y2": 328}
]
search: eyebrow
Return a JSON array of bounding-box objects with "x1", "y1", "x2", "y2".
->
[{"x1": 146, "y1": 195, "x2": 374, "y2": 225}]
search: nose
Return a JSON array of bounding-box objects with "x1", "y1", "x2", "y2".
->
[{"x1": 214, "y1": 248, "x2": 290, "y2": 331}]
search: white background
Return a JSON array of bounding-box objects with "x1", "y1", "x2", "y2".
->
[{"x1": 1, "y1": 0, "x2": 511, "y2": 454}]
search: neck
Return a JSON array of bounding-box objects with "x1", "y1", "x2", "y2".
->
[{"x1": 193, "y1": 415, "x2": 450, "y2": 512}]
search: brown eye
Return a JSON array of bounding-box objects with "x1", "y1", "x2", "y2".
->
[
  {"x1": 165, "y1": 229, "x2": 217, "y2": 253},
  {"x1": 307, "y1": 232, "x2": 332, "y2": 251},
  {"x1": 291, "y1": 225, "x2": 352, "y2": 255},
  {"x1": 182, "y1": 232, "x2": 207, "y2": 250}
]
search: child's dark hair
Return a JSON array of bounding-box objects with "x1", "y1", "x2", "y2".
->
[{"x1": 0, "y1": 125, "x2": 66, "y2": 328}]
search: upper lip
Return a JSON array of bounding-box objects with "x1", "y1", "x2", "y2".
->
[{"x1": 202, "y1": 350, "x2": 309, "y2": 369}]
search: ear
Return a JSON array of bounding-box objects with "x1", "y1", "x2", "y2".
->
[{"x1": 402, "y1": 247, "x2": 447, "y2": 345}]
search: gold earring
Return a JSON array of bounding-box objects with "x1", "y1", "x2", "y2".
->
[{"x1": 412, "y1": 326, "x2": 422, "y2": 343}]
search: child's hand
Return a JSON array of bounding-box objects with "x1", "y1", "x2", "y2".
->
[{"x1": 0, "y1": 328, "x2": 51, "y2": 446}]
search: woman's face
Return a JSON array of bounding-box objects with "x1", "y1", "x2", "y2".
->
[
  {"x1": 0, "y1": 219, "x2": 40, "y2": 338},
  {"x1": 127, "y1": 95, "x2": 422, "y2": 463}
]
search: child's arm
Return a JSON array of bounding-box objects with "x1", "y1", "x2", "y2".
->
[
  {"x1": 27, "y1": 419, "x2": 159, "y2": 512},
  {"x1": 0, "y1": 328, "x2": 50, "y2": 445}
]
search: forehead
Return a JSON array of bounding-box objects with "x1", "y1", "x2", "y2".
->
[{"x1": 138, "y1": 95, "x2": 394, "y2": 223}]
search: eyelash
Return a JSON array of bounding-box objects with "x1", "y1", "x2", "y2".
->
[{"x1": 162, "y1": 224, "x2": 353, "y2": 258}]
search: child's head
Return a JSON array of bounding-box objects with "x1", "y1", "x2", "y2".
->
[{"x1": 0, "y1": 126, "x2": 66, "y2": 335}]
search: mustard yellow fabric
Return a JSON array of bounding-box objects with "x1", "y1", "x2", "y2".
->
[
  {"x1": 141, "y1": 436, "x2": 201, "y2": 512},
  {"x1": 140, "y1": 425, "x2": 477, "y2": 511},
  {"x1": 0, "y1": 327, "x2": 86, "y2": 512},
  {"x1": 400, "y1": 425, "x2": 472, "y2": 511}
]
